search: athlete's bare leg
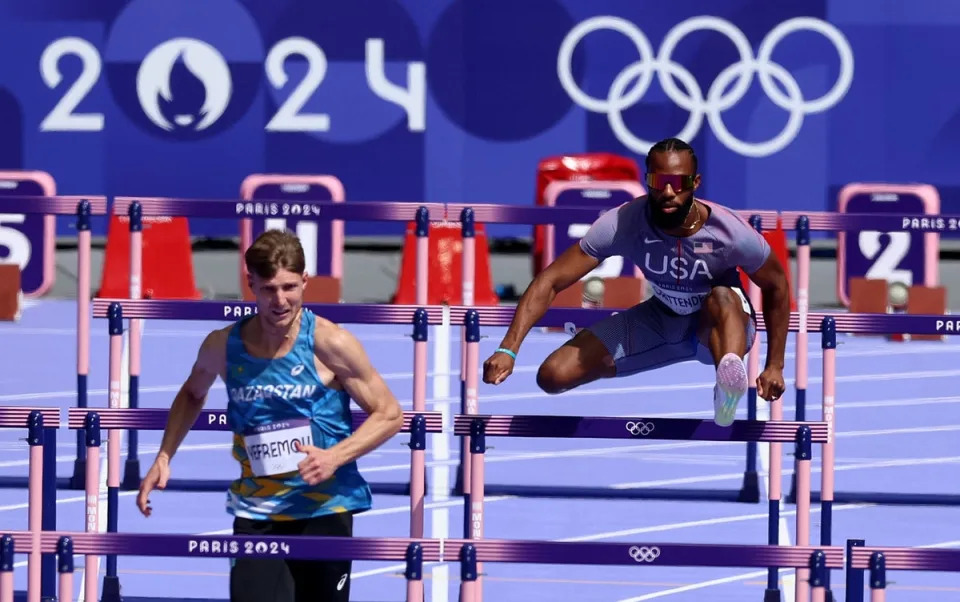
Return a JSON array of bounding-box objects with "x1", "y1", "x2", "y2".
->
[
  {"x1": 696, "y1": 286, "x2": 752, "y2": 426},
  {"x1": 696, "y1": 286, "x2": 751, "y2": 365},
  {"x1": 536, "y1": 330, "x2": 616, "y2": 395}
]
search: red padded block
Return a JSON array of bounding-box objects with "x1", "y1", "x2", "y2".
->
[
  {"x1": 98, "y1": 215, "x2": 202, "y2": 299},
  {"x1": 391, "y1": 221, "x2": 499, "y2": 306},
  {"x1": 738, "y1": 215, "x2": 795, "y2": 311},
  {"x1": 0, "y1": 264, "x2": 22, "y2": 321}
]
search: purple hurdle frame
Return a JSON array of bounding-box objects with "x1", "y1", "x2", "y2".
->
[
  {"x1": 0, "y1": 527, "x2": 843, "y2": 602},
  {"x1": 0, "y1": 408, "x2": 60, "y2": 602},
  {"x1": 847, "y1": 542, "x2": 960, "y2": 601},
  {"x1": 0, "y1": 195, "x2": 107, "y2": 494}
]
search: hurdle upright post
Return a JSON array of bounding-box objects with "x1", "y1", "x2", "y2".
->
[
  {"x1": 458, "y1": 543, "x2": 478, "y2": 602},
  {"x1": 26, "y1": 411, "x2": 43, "y2": 602},
  {"x1": 72, "y1": 199, "x2": 92, "y2": 489},
  {"x1": 820, "y1": 315, "x2": 837, "y2": 598},
  {"x1": 461, "y1": 310, "x2": 480, "y2": 539},
  {"x1": 469, "y1": 417, "x2": 486, "y2": 602},
  {"x1": 405, "y1": 542, "x2": 424, "y2": 602},
  {"x1": 84, "y1": 412, "x2": 101, "y2": 602},
  {"x1": 810, "y1": 550, "x2": 827, "y2": 602},
  {"x1": 410, "y1": 309, "x2": 429, "y2": 540},
  {"x1": 0, "y1": 534, "x2": 11, "y2": 602},
  {"x1": 794, "y1": 424, "x2": 813, "y2": 602},
  {"x1": 868, "y1": 552, "x2": 886, "y2": 602},
  {"x1": 760, "y1": 224, "x2": 785, "y2": 601},
  {"x1": 123, "y1": 201, "x2": 143, "y2": 490},
  {"x1": 456, "y1": 208, "x2": 476, "y2": 498},
  {"x1": 101, "y1": 302, "x2": 124, "y2": 602},
  {"x1": 788, "y1": 214, "x2": 811, "y2": 505},
  {"x1": 740, "y1": 215, "x2": 762, "y2": 503},
  {"x1": 57, "y1": 537, "x2": 73, "y2": 602},
  {"x1": 415, "y1": 205, "x2": 429, "y2": 306}
]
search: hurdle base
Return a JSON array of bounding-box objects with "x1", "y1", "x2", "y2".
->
[
  {"x1": 0, "y1": 476, "x2": 73, "y2": 490},
  {"x1": 480, "y1": 483, "x2": 751, "y2": 502},
  {"x1": 738, "y1": 470, "x2": 760, "y2": 503},
  {"x1": 101, "y1": 575, "x2": 123, "y2": 602},
  {"x1": 122, "y1": 458, "x2": 142, "y2": 490},
  {"x1": 763, "y1": 588, "x2": 782, "y2": 602},
  {"x1": 787, "y1": 487, "x2": 960, "y2": 506}
]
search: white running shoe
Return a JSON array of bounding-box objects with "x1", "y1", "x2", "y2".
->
[{"x1": 714, "y1": 352, "x2": 748, "y2": 427}]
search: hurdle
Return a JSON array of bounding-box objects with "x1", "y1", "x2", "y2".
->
[
  {"x1": 0, "y1": 195, "x2": 108, "y2": 493},
  {"x1": 747, "y1": 210, "x2": 960, "y2": 508},
  {"x1": 94, "y1": 298, "x2": 848, "y2": 600},
  {"x1": 0, "y1": 524, "x2": 842, "y2": 602},
  {"x1": 846, "y1": 539, "x2": 960, "y2": 601},
  {"x1": 0, "y1": 408, "x2": 61, "y2": 601}
]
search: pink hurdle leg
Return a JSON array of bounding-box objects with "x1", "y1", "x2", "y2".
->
[
  {"x1": 458, "y1": 544, "x2": 478, "y2": 602},
  {"x1": 469, "y1": 421, "x2": 486, "y2": 602},
  {"x1": 57, "y1": 537, "x2": 73, "y2": 602},
  {"x1": 0, "y1": 534, "x2": 12, "y2": 602},
  {"x1": 410, "y1": 311, "x2": 428, "y2": 542},
  {"x1": 415, "y1": 207, "x2": 429, "y2": 307},
  {"x1": 85, "y1": 415, "x2": 101, "y2": 602},
  {"x1": 461, "y1": 310, "x2": 479, "y2": 539},
  {"x1": 869, "y1": 552, "x2": 887, "y2": 602},
  {"x1": 794, "y1": 426, "x2": 812, "y2": 602},
  {"x1": 459, "y1": 210, "x2": 477, "y2": 529},
  {"x1": 27, "y1": 413, "x2": 43, "y2": 602}
]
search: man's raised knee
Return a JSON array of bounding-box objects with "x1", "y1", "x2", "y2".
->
[
  {"x1": 704, "y1": 286, "x2": 740, "y2": 316},
  {"x1": 536, "y1": 361, "x2": 566, "y2": 395}
]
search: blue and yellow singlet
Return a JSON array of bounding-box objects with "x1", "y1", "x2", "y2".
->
[{"x1": 223, "y1": 308, "x2": 372, "y2": 521}]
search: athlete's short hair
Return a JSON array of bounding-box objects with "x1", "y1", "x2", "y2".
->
[
  {"x1": 646, "y1": 137, "x2": 698, "y2": 174},
  {"x1": 244, "y1": 229, "x2": 306, "y2": 279}
]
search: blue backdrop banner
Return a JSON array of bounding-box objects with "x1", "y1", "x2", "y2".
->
[{"x1": 0, "y1": 0, "x2": 955, "y2": 239}]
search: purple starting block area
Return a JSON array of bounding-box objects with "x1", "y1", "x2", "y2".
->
[{"x1": 0, "y1": 300, "x2": 959, "y2": 601}]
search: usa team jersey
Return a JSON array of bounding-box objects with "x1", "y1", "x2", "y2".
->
[
  {"x1": 223, "y1": 308, "x2": 372, "y2": 521},
  {"x1": 580, "y1": 197, "x2": 770, "y2": 315}
]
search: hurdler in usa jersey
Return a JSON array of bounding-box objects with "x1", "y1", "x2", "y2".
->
[
  {"x1": 579, "y1": 197, "x2": 769, "y2": 317},
  {"x1": 483, "y1": 138, "x2": 791, "y2": 428}
]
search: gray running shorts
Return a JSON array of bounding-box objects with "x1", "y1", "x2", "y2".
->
[{"x1": 586, "y1": 286, "x2": 757, "y2": 377}]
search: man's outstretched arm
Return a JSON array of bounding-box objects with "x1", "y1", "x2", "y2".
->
[
  {"x1": 156, "y1": 328, "x2": 225, "y2": 463},
  {"x1": 747, "y1": 253, "x2": 791, "y2": 400},
  {"x1": 314, "y1": 325, "x2": 404, "y2": 468}
]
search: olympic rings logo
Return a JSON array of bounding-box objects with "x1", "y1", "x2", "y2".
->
[
  {"x1": 557, "y1": 16, "x2": 855, "y2": 158},
  {"x1": 625, "y1": 421, "x2": 655, "y2": 436},
  {"x1": 628, "y1": 545, "x2": 661, "y2": 563}
]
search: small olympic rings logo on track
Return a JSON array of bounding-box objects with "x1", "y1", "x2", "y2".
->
[
  {"x1": 557, "y1": 15, "x2": 854, "y2": 157},
  {"x1": 625, "y1": 421, "x2": 655, "y2": 436},
  {"x1": 628, "y1": 546, "x2": 661, "y2": 563}
]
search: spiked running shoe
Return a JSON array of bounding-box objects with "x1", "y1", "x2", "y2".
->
[{"x1": 714, "y1": 352, "x2": 747, "y2": 427}]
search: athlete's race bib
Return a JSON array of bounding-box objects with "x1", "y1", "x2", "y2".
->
[
  {"x1": 243, "y1": 419, "x2": 313, "y2": 477},
  {"x1": 650, "y1": 283, "x2": 707, "y2": 315}
]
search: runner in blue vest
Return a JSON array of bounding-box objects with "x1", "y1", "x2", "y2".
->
[
  {"x1": 484, "y1": 138, "x2": 790, "y2": 426},
  {"x1": 137, "y1": 229, "x2": 405, "y2": 602}
]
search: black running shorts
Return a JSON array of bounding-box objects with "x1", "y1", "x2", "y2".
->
[{"x1": 229, "y1": 511, "x2": 354, "y2": 602}]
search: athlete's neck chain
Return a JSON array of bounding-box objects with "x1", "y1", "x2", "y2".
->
[{"x1": 679, "y1": 199, "x2": 701, "y2": 231}]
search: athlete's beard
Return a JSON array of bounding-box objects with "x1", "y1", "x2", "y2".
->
[{"x1": 650, "y1": 195, "x2": 695, "y2": 230}]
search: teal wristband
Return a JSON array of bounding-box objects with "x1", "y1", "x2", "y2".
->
[{"x1": 495, "y1": 347, "x2": 517, "y2": 360}]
